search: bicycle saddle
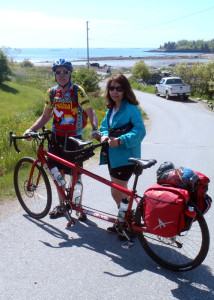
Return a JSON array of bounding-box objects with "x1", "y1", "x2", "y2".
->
[
  {"x1": 128, "y1": 158, "x2": 157, "y2": 169},
  {"x1": 68, "y1": 137, "x2": 92, "y2": 147}
]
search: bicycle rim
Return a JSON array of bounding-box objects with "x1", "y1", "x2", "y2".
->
[
  {"x1": 137, "y1": 206, "x2": 210, "y2": 271},
  {"x1": 14, "y1": 157, "x2": 52, "y2": 219}
]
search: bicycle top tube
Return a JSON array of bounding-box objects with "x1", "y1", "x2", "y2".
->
[{"x1": 42, "y1": 149, "x2": 134, "y2": 198}]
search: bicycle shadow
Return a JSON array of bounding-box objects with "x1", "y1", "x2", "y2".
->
[
  {"x1": 24, "y1": 214, "x2": 214, "y2": 299},
  {"x1": 24, "y1": 214, "x2": 152, "y2": 275}
]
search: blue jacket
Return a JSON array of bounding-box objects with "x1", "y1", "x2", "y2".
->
[{"x1": 100, "y1": 99, "x2": 146, "y2": 168}]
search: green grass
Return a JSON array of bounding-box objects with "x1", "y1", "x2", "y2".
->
[
  {"x1": 129, "y1": 78, "x2": 156, "y2": 94},
  {"x1": 0, "y1": 81, "x2": 45, "y2": 117}
]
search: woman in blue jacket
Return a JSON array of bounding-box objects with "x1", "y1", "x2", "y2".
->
[{"x1": 100, "y1": 74, "x2": 146, "y2": 233}]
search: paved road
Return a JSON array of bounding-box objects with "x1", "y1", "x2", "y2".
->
[{"x1": 1, "y1": 90, "x2": 214, "y2": 300}]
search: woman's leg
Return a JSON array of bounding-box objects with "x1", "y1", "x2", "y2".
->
[{"x1": 110, "y1": 176, "x2": 129, "y2": 207}]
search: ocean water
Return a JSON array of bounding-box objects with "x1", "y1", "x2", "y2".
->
[{"x1": 4, "y1": 48, "x2": 208, "y2": 68}]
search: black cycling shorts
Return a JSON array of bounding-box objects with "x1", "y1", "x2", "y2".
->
[
  {"x1": 109, "y1": 164, "x2": 135, "y2": 181},
  {"x1": 47, "y1": 134, "x2": 83, "y2": 174}
]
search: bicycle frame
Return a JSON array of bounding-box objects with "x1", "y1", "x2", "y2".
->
[
  {"x1": 33, "y1": 143, "x2": 143, "y2": 230},
  {"x1": 11, "y1": 131, "x2": 210, "y2": 271}
]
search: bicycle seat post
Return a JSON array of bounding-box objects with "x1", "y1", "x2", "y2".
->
[{"x1": 132, "y1": 170, "x2": 142, "y2": 194}]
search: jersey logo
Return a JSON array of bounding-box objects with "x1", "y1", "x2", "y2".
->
[{"x1": 53, "y1": 108, "x2": 64, "y2": 118}]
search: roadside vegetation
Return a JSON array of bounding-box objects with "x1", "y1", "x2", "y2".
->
[
  {"x1": 174, "y1": 61, "x2": 214, "y2": 100},
  {"x1": 131, "y1": 60, "x2": 214, "y2": 103}
]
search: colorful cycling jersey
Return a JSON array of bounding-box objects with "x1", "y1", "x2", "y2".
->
[{"x1": 45, "y1": 82, "x2": 91, "y2": 137}]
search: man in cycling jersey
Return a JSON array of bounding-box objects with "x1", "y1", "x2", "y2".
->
[{"x1": 24, "y1": 59, "x2": 100, "y2": 220}]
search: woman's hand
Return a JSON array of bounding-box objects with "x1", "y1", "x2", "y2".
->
[{"x1": 108, "y1": 137, "x2": 120, "y2": 147}]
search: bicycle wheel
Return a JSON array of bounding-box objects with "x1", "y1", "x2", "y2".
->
[
  {"x1": 135, "y1": 204, "x2": 210, "y2": 271},
  {"x1": 14, "y1": 157, "x2": 52, "y2": 219}
]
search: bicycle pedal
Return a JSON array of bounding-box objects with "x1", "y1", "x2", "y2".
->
[
  {"x1": 66, "y1": 220, "x2": 75, "y2": 228},
  {"x1": 122, "y1": 240, "x2": 135, "y2": 249}
]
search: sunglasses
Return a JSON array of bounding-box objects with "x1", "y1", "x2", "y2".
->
[
  {"x1": 55, "y1": 70, "x2": 70, "y2": 75},
  {"x1": 109, "y1": 86, "x2": 123, "y2": 92}
]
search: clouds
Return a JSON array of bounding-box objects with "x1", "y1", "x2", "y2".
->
[
  {"x1": 1, "y1": 3, "x2": 214, "y2": 48},
  {"x1": 0, "y1": 10, "x2": 135, "y2": 48},
  {"x1": 0, "y1": 11, "x2": 85, "y2": 47},
  {"x1": 0, "y1": 11, "x2": 86, "y2": 30}
]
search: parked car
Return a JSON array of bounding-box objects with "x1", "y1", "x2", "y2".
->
[{"x1": 155, "y1": 77, "x2": 191, "y2": 100}]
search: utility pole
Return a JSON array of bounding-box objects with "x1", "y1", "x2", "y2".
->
[{"x1": 86, "y1": 21, "x2": 90, "y2": 68}]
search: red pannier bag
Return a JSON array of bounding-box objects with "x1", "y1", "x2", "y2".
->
[
  {"x1": 143, "y1": 184, "x2": 189, "y2": 237},
  {"x1": 190, "y1": 171, "x2": 212, "y2": 215}
]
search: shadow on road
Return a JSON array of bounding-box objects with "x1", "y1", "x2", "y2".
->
[
  {"x1": 24, "y1": 214, "x2": 214, "y2": 299},
  {"x1": 158, "y1": 96, "x2": 197, "y2": 104}
]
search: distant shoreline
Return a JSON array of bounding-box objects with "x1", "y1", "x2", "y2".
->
[
  {"x1": 76, "y1": 53, "x2": 214, "y2": 62},
  {"x1": 33, "y1": 53, "x2": 214, "y2": 71}
]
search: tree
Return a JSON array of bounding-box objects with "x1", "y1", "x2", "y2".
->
[
  {"x1": 0, "y1": 49, "x2": 12, "y2": 85},
  {"x1": 132, "y1": 61, "x2": 151, "y2": 80}
]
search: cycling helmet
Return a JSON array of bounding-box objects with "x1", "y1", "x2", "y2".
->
[
  {"x1": 52, "y1": 59, "x2": 73, "y2": 72},
  {"x1": 156, "y1": 161, "x2": 175, "y2": 177}
]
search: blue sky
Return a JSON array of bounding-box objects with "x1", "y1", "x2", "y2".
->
[{"x1": 1, "y1": 0, "x2": 214, "y2": 48}]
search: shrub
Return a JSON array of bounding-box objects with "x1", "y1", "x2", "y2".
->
[
  {"x1": 72, "y1": 67, "x2": 100, "y2": 92},
  {"x1": 132, "y1": 61, "x2": 151, "y2": 80},
  {"x1": 20, "y1": 59, "x2": 34, "y2": 67},
  {"x1": 175, "y1": 61, "x2": 214, "y2": 99}
]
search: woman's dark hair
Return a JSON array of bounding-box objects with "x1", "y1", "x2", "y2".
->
[{"x1": 104, "y1": 74, "x2": 139, "y2": 109}]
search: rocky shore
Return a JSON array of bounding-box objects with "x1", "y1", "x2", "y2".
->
[{"x1": 72, "y1": 53, "x2": 214, "y2": 73}]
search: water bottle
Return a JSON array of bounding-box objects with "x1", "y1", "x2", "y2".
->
[
  {"x1": 51, "y1": 167, "x2": 66, "y2": 186},
  {"x1": 183, "y1": 206, "x2": 197, "y2": 231},
  {"x1": 72, "y1": 181, "x2": 83, "y2": 215},
  {"x1": 118, "y1": 198, "x2": 129, "y2": 222}
]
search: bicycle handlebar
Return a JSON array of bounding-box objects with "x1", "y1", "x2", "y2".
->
[
  {"x1": 9, "y1": 129, "x2": 107, "y2": 155},
  {"x1": 9, "y1": 128, "x2": 52, "y2": 153}
]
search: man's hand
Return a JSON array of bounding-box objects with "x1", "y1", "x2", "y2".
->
[
  {"x1": 100, "y1": 136, "x2": 109, "y2": 143},
  {"x1": 91, "y1": 129, "x2": 101, "y2": 141},
  {"x1": 23, "y1": 129, "x2": 33, "y2": 141}
]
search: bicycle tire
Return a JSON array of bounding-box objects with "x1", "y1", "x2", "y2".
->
[
  {"x1": 135, "y1": 203, "x2": 210, "y2": 272},
  {"x1": 14, "y1": 157, "x2": 52, "y2": 219}
]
